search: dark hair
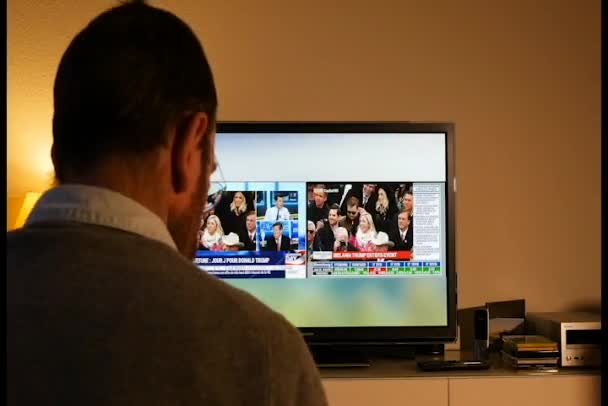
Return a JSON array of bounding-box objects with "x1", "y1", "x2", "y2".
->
[
  {"x1": 245, "y1": 211, "x2": 256, "y2": 218},
  {"x1": 329, "y1": 203, "x2": 341, "y2": 215},
  {"x1": 272, "y1": 222, "x2": 283, "y2": 230},
  {"x1": 346, "y1": 196, "x2": 360, "y2": 208},
  {"x1": 52, "y1": 0, "x2": 217, "y2": 181}
]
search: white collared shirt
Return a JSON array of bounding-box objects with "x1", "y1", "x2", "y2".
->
[
  {"x1": 264, "y1": 206, "x2": 290, "y2": 221},
  {"x1": 25, "y1": 184, "x2": 177, "y2": 251}
]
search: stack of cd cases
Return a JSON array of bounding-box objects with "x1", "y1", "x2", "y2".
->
[{"x1": 501, "y1": 335, "x2": 560, "y2": 369}]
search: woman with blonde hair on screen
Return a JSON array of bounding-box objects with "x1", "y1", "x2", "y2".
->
[
  {"x1": 349, "y1": 211, "x2": 377, "y2": 251},
  {"x1": 200, "y1": 215, "x2": 225, "y2": 251},
  {"x1": 229, "y1": 191, "x2": 248, "y2": 215},
  {"x1": 373, "y1": 185, "x2": 397, "y2": 233},
  {"x1": 224, "y1": 191, "x2": 250, "y2": 235}
]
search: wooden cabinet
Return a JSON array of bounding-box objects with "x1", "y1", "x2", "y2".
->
[
  {"x1": 323, "y1": 378, "x2": 448, "y2": 406},
  {"x1": 448, "y1": 375, "x2": 601, "y2": 406},
  {"x1": 321, "y1": 358, "x2": 600, "y2": 406}
]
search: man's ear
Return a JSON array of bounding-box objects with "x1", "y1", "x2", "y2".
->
[
  {"x1": 170, "y1": 112, "x2": 209, "y2": 194},
  {"x1": 50, "y1": 143, "x2": 57, "y2": 167}
]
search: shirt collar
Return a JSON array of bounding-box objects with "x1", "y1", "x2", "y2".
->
[{"x1": 26, "y1": 184, "x2": 177, "y2": 251}]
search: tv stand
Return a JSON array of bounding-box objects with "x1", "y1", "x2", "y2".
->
[
  {"x1": 309, "y1": 343, "x2": 444, "y2": 367},
  {"x1": 320, "y1": 351, "x2": 600, "y2": 406},
  {"x1": 367, "y1": 343, "x2": 444, "y2": 359},
  {"x1": 311, "y1": 346, "x2": 371, "y2": 368}
]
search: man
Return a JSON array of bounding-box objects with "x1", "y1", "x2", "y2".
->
[
  {"x1": 306, "y1": 220, "x2": 317, "y2": 255},
  {"x1": 238, "y1": 210, "x2": 258, "y2": 251},
  {"x1": 403, "y1": 190, "x2": 415, "y2": 219},
  {"x1": 400, "y1": 190, "x2": 414, "y2": 235},
  {"x1": 263, "y1": 222, "x2": 292, "y2": 251},
  {"x1": 264, "y1": 194, "x2": 291, "y2": 221},
  {"x1": 307, "y1": 183, "x2": 329, "y2": 225},
  {"x1": 222, "y1": 232, "x2": 244, "y2": 251},
  {"x1": 342, "y1": 183, "x2": 377, "y2": 218},
  {"x1": 6, "y1": 2, "x2": 327, "y2": 405},
  {"x1": 371, "y1": 231, "x2": 395, "y2": 252},
  {"x1": 333, "y1": 227, "x2": 357, "y2": 252},
  {"x1": 315, "y1": 204, "x2": 340, "y2": 251},
  {"x1": 339, "y1": 195, "x2": 361, "y2": 236},
  {"x1": 361, "y1": 183, "x2": 378, "y2": 214},
  {"x1": 389, "y1": 209, "x2": 414, "y2": 251},
  {"x1": 362, "y1": 184, "x2": 374, "y2": 206}
]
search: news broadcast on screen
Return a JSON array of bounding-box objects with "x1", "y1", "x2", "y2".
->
[{"x1": 191, "y1": 124, "x2": 452, "y2": 329}]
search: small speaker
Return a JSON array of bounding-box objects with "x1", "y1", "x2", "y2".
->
[{"x1": 473, "y1": 308, "x2": 489, "y2": 360}]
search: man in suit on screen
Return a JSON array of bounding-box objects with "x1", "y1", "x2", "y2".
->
[
  {"x1": 238, "y1": 211, "x2": 258, "y2": 251},
  {"x1": 263, "y1": 222, "x2": 291, "y2": 251},
  {"x1": 388, "y1": 209, "x2": 413, "y2": 251}
]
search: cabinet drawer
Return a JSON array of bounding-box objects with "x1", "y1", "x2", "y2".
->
[
  {"x1": 449, "y1": 375, "x2": 601, "y2": 406},
  {"x1": 323, "y1": 378, "x2": 448, "y2": 406}
]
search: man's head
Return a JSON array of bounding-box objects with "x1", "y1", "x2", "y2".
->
[
  {"x1": 312, "y1": 185, "x2": 327, "y2": 208},
  {"x1": 276, "y1": 195, "x2": 285, "y2": 209},
  {"x1": 335, "y1": 227, "x2": 349, "y2": 243},
  {"x1": 222, "y1": 233, "x2": 244, "y2": 251},
  {"x1": 398, "y1": 210, "x2": 411, "y2": 231},
  {"x1": 307, "y1": 220, "x2": 316, "y2": 245},
  {"x1": 346, "y1": 196, "x2": 360, "y2": 221},
  {"x1": 403, "y1": 192, "x2": 414, "y2": 211},
  {"x1": 328, "y1": 204, "x2": 340, "y2": 227},
  {"x1": 245, "y1": 211, "x2": 257, "y2": 232},
  {"x1": 371, "y1": 232, "x2": 394, "y2": 252},
  {"x1": 51, "y1": 1, "x2": 218, "y2": 259},
  {"x1": 272, "y1": 222, "x2": 284, "y2": 240},
  {"x1": 362, "y1": 184, "x2": 376, "y2": 198}
]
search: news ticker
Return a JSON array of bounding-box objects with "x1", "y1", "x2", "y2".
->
[
  {"x1": 203, "y1": 267, "x2": 284, "y2": 279},
  {"x1": 198, "y1": 265, "x2": 307, "y2": 279},
  {"x1": 310, "y1": 250, "x2": 413, "y2": 262},
  {"x1": 311, "y1": 261, "x2": 442, "y2": 276},
  {"x1": 194, "y1": 251, "x2": 442, "y2": 279}
]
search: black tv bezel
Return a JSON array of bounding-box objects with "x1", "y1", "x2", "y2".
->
[{"x1": 216, "y1": 121, "x2": 457, "y2": 345}]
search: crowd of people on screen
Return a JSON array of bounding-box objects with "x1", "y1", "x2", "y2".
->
[
  {"x1": 195, "y1": 183, "x2": 415, "y2": 254},
  {"x1": 307, "y1": 183, "x2": 414, "y2": 255}
]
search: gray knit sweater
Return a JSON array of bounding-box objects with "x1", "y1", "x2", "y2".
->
[{"x1": 7, "y1": 222, "x2": 328, "y2": 405}]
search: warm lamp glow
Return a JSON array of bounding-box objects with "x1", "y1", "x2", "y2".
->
[{"x1": 14, "y1": 192, "x2": 42, "y2": 229}]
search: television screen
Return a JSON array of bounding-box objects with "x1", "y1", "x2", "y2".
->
[{"x1": 195, "y1": 122, "x2": 456, "y2": 343}]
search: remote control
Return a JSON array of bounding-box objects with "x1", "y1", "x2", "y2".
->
[{"x1": 417, "y1": 359, "x2": 490, "y2": 371}]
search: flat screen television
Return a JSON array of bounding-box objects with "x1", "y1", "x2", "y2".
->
[{"x1": 195, "y1": 122, "x2": 457, "y2": 359}]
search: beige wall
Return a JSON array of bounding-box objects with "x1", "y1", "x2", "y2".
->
[{"x1": 7, "y1": 0, "x2": 601, "y2": 312}]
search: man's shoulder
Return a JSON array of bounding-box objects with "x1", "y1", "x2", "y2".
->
[
  {"x1": 8, "y1": 227, "x2": 327, "y2": 404},
  {"x1": 8, "y1": 223, "x2": 303, "y2": 348}
]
